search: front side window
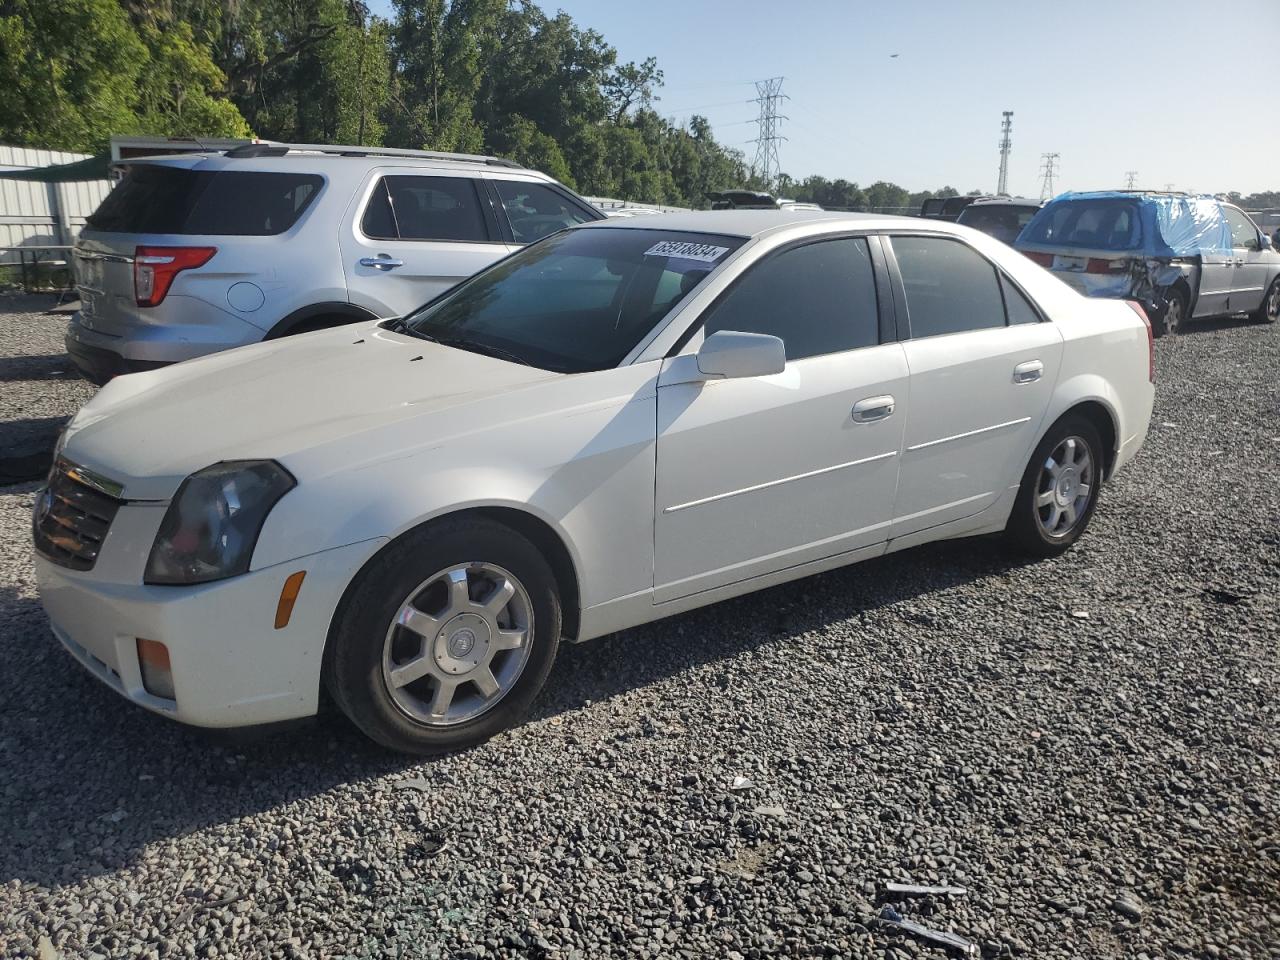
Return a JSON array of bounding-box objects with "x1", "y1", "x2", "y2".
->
[
  {"x1": 701, "y1": 237, "x2": 880, "y2": 361},
  {"x1": 891, "y1": 235, "x2": 1006, "y2": 338},
  {"x1": 1223, "y1": 206, "x2": 1259, "y2": 250},
  {"x1": 494, "y1": 181, "x2": 596, "y2": 243},
  {"x1": 362, "y1": 176, "x2": 490, "y2": 242},
  {"x1": 403, "y1": 228, "x2": 743, "y2": 373}
]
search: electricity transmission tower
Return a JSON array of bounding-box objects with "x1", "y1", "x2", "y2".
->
[
  {"x1": 1038, "y1": 153, "x2": 1060, "y2": 201},
  {"x1": 996, "y1": 111, "x2": 1013, "y2": 196},
  {"x1": 1125, "y1": 170, "x2": 1139, "y2": 190},
  {"x1": 750, "y1": 77, "x2": 789, "y2": 192}
]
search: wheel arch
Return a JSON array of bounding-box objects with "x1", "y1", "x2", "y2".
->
[
  {"x1": 265, "y1": 301, "x2": 381, "y2": 340},
  {"x1": 324, "y1": 503, "x2": 584, "y2": 660},
  {"x1": 1055, "y1": 398, "x2": 1119, "y2": 480}
]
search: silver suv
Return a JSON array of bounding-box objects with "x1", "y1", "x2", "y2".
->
[{"x1": 67, "y1": 142, "x2": 604, "y2": 383}]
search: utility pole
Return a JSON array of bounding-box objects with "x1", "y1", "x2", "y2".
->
[
  {"x1": 1125, "y1": 171, "x2": 1138, "y2": 190},
  {"x1": 996, "y1": 111, "x2": 1013, "y2": 196},
  {"x1": 750, "y1": 77, "x2": 789, "y2": 193},
  {"x1": 1038, "y1": 153, "x2": 1060, "y2": 201}
]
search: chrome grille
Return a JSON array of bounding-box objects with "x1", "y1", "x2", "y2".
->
[{"x1": 32, "y1": 461, "x2": 124, "y2": 571}]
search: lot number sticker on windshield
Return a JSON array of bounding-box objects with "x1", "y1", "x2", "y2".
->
[{"x1": 644, "y1": 241, "x2": 729, "y2": 263}]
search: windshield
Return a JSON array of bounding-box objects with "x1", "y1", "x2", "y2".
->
[
  {"x1": 1021, "y1": 199, "x2": 1143, "y2": 250},
  {"x1": 402, "y1": 228, "x2": 745, "y2": 373}
]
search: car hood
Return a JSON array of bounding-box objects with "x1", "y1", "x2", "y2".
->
[{"x1": 62, "y1": 324, "x2": 562, "y2": 500}]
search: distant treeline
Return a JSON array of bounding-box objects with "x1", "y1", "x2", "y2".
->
[{"x1": 0, "y1": 2, "x2": 1271, "y2": 210}]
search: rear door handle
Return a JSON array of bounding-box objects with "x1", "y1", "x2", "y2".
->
[
  {"x1": 359, "y1": 256, "x2": 404, "y2": 271},
  {"x1": 852, "y1": 395, "x2": 895, "y2": 422},
  {"x1": 1013, "y1": 360, "x2": 1044, "y2": 384}
]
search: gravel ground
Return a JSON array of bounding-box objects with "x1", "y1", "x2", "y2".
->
[
  {"x1": 1, "y1": 308, "x2": 1277, "y2": 959},
  {"x1": 0, "y1": 295, "x2": 95, "y2": 482}
]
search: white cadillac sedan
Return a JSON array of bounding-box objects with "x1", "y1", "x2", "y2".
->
[{"x1": 34, "y1": 212, "x2": 1155, "y2": 754}]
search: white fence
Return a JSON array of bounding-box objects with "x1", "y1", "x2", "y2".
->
[{"x1": 0, "y1": 145, "x2": 112, "y2": 264}]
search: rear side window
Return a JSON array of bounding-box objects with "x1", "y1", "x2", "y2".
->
[
  {"x1": 86, "y1": 166, "x2": 322, "y2": 235},
  {"x1": 362, "y1": 176, "x2": 490, "y2": 242},
  {"x1": 494, "y1": 181, "x2": 596, "y2": 243},
  {"x1": 1000, "y1": 274, "x2": 1041, "y2": 325},
  {"x1": 1022, "y1": 200, "x2": 1142, "y2": 250},
  {"x1": 891, "y1": 235, "x2": 1006, "y2": 338},
  {"x1": 702, "y1": 237, "x2": 879, "y2": 361}
]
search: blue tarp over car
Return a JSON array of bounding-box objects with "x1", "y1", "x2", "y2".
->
[{"x1": 1018, "y1": 191, "x2": 1232, "y2": 257}]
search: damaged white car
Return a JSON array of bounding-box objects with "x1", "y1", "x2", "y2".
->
[{"x1": 35, "y1": 211, "x2": 1155, "y2": 754}]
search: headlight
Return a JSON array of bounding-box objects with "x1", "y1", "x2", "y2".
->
[{"x1": 145, "y1": 461, "x2": 295, "y2": 585}]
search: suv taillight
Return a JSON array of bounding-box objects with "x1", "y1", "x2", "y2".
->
[
  {"x1": 134, "y1": 246, "x2": 216, "y2": 307},
  {"x1": 1023, "y1": 251, "x2": 1053, "y2": 268},
  {"x1": 1124, "y1": 299, "x2": 1155, "y2": 383}
]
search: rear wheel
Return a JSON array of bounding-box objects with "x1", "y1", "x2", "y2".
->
[
  {"x1": 1004, "y1": 414, "x2": 1104, "y2": 557},
  {"x1": 325, "y1": 516, "x2": 561, "y2": 755},
  {"x1": 1153, "y1": 288, "x2": 1187, "y2": 337},
  {"x1": 1254, "y1": 277, "x2": 1280, "y2": 325}
]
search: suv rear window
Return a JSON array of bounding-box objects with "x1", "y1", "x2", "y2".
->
[
  {"x1": 1022, "y1": 199, "x2": 1142, "y2": 250},
  {"x1": 86, "y1": 165, "x2": 322, "y2": 235}
]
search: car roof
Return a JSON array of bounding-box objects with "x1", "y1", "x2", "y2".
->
[
  {"x1": 573, "y1": 209, "x2": 931, "y2": 239},
  {"x1": 966, "y1": 197, "x2": 1041, "y2": 207},
  {"x1": 118, "y1": 148, "x2": 540, "y2": 179}
]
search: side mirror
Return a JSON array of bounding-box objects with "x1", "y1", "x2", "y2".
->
[{"x1": 696, "y1": 330, "x2": 786, "y2": 380}]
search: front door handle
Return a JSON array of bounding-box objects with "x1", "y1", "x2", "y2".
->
[
  {"x1": 1013, "y1": 360, "x2": 1044, "y2": 384},
  {"x1": 852, "y1": 395, "x2": 895, "y2": 422},
  {"x1": 359, "y1": 255, "x2": 404, "y2": 271}
]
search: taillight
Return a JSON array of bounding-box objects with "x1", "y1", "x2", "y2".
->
[
  {"x1": 1086, "y1": 258, "x2": 1128, "y2": 274},
  {"x1": 133, "y1": 246, "x2": 216, "y2": 307},
  {"x1": 1124, "y1": 300, "x2": 1155, "y2": 383},
  {"x1": 1023, "y1": 251, "x2": 1053, "y2": 268}
]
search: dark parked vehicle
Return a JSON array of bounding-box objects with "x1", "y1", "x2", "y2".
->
[
  {"x1": 920, "y1": 195, "x2": 989, "y2": 221},
  {"x1": 956, "y1": 197, "x2": 1043, "y2": 245},
  {"x1": 1015, "y1": 191, "x2": 1280, "y2": 336}
]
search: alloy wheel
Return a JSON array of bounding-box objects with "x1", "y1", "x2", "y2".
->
[
  {"x1": 381, "y1": 562, "x2": 534, "y2": 726},
  {"x1": 1164, "y1": 296, "x2": 1183, "y2": 335},
  {"x1": 1034, "y1": 436, "x2": 1095, "y2": 539}
]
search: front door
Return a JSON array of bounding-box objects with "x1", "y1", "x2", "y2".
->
[
  {"x1": 886, "y1": 234, "x2": 1064, "y2": 537},
  {"x1": 340, "y1": 169, "x2": 512, "y2": 318},
  {"x1": 1223, "y1": 205, "x2": 1271, "y2": 314},
  {"x1": 654, "y1": 236, "x2": 906, "y2": 602}
]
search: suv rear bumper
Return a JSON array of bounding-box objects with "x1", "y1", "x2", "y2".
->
[{"x1": 65, "y1": 334, "x2": 168, "y2": 385}]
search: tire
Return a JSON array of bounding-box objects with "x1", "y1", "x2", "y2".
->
[
  {"x1": 325, "y1": 516, "x2": 561, "y2": 755},
  {"x1": 1152, "y1": 287, "x2": 1188, "y2": 337},
  {"x1": 1004, "y1": 414, "x2": 1105, "y2": 558},
  {"x1": 1253, "y1": 277, "x2": 1280, "y2": 325}
]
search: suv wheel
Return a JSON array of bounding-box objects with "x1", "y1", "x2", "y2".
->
[
  {"x1": 1255, "y1": 277, "x2": 1280, "y2": 325},
  {"x1": 325, "y1": 516, "x2": 561, "y2": 755}
]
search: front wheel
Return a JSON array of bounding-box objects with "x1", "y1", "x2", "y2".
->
[
  {"x1": 325, "y1": 516, "x2": 561, "y2": 755},
  {"x1": 1254, "y1": 277, "x2": 1280, "y2": 325},
  {"x1": 1004, "y1": 415, "x2": 1104, "y2": 557}
]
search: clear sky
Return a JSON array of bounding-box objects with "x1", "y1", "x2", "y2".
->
[{"x1": 367, "y1": 0, "x2": 1280, "y2": 196}]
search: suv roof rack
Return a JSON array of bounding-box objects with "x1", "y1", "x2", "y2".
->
[{"x1": 224, "y1": 141, "x2": 523, "y2": 169}]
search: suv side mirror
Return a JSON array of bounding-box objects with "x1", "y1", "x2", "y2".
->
[{"x1": 696, "y1": 330, "x2": 786, "y2": 379}]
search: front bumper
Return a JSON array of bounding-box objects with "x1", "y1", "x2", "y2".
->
[{"x1": 36, "y1": 538, "x2": 385, "y2": 728}]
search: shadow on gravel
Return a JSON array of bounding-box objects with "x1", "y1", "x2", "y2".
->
[
  {"x1": 1181, "y1": 314, "x2": 1264, "y2": 335},
  {"x1": 0, "y1": 353, "x2": 83, "y2": 383},
  {"x1": 0, "y1": 539, "x2": 1028, "y2": 887},
  {"x1": 0, "y1": 415, "x2": 68, "y2": 484}
]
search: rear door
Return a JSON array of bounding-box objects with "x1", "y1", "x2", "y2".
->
[
  {"x1": 885, "y1": 233, "x2": 1064, "y2": 537},
  {"x1": 1222, "y1": 205, "x2": 1270, "y2": 313},
  {"x1": 341, "y1": 169, "x2": 511, "y2": 318}
]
